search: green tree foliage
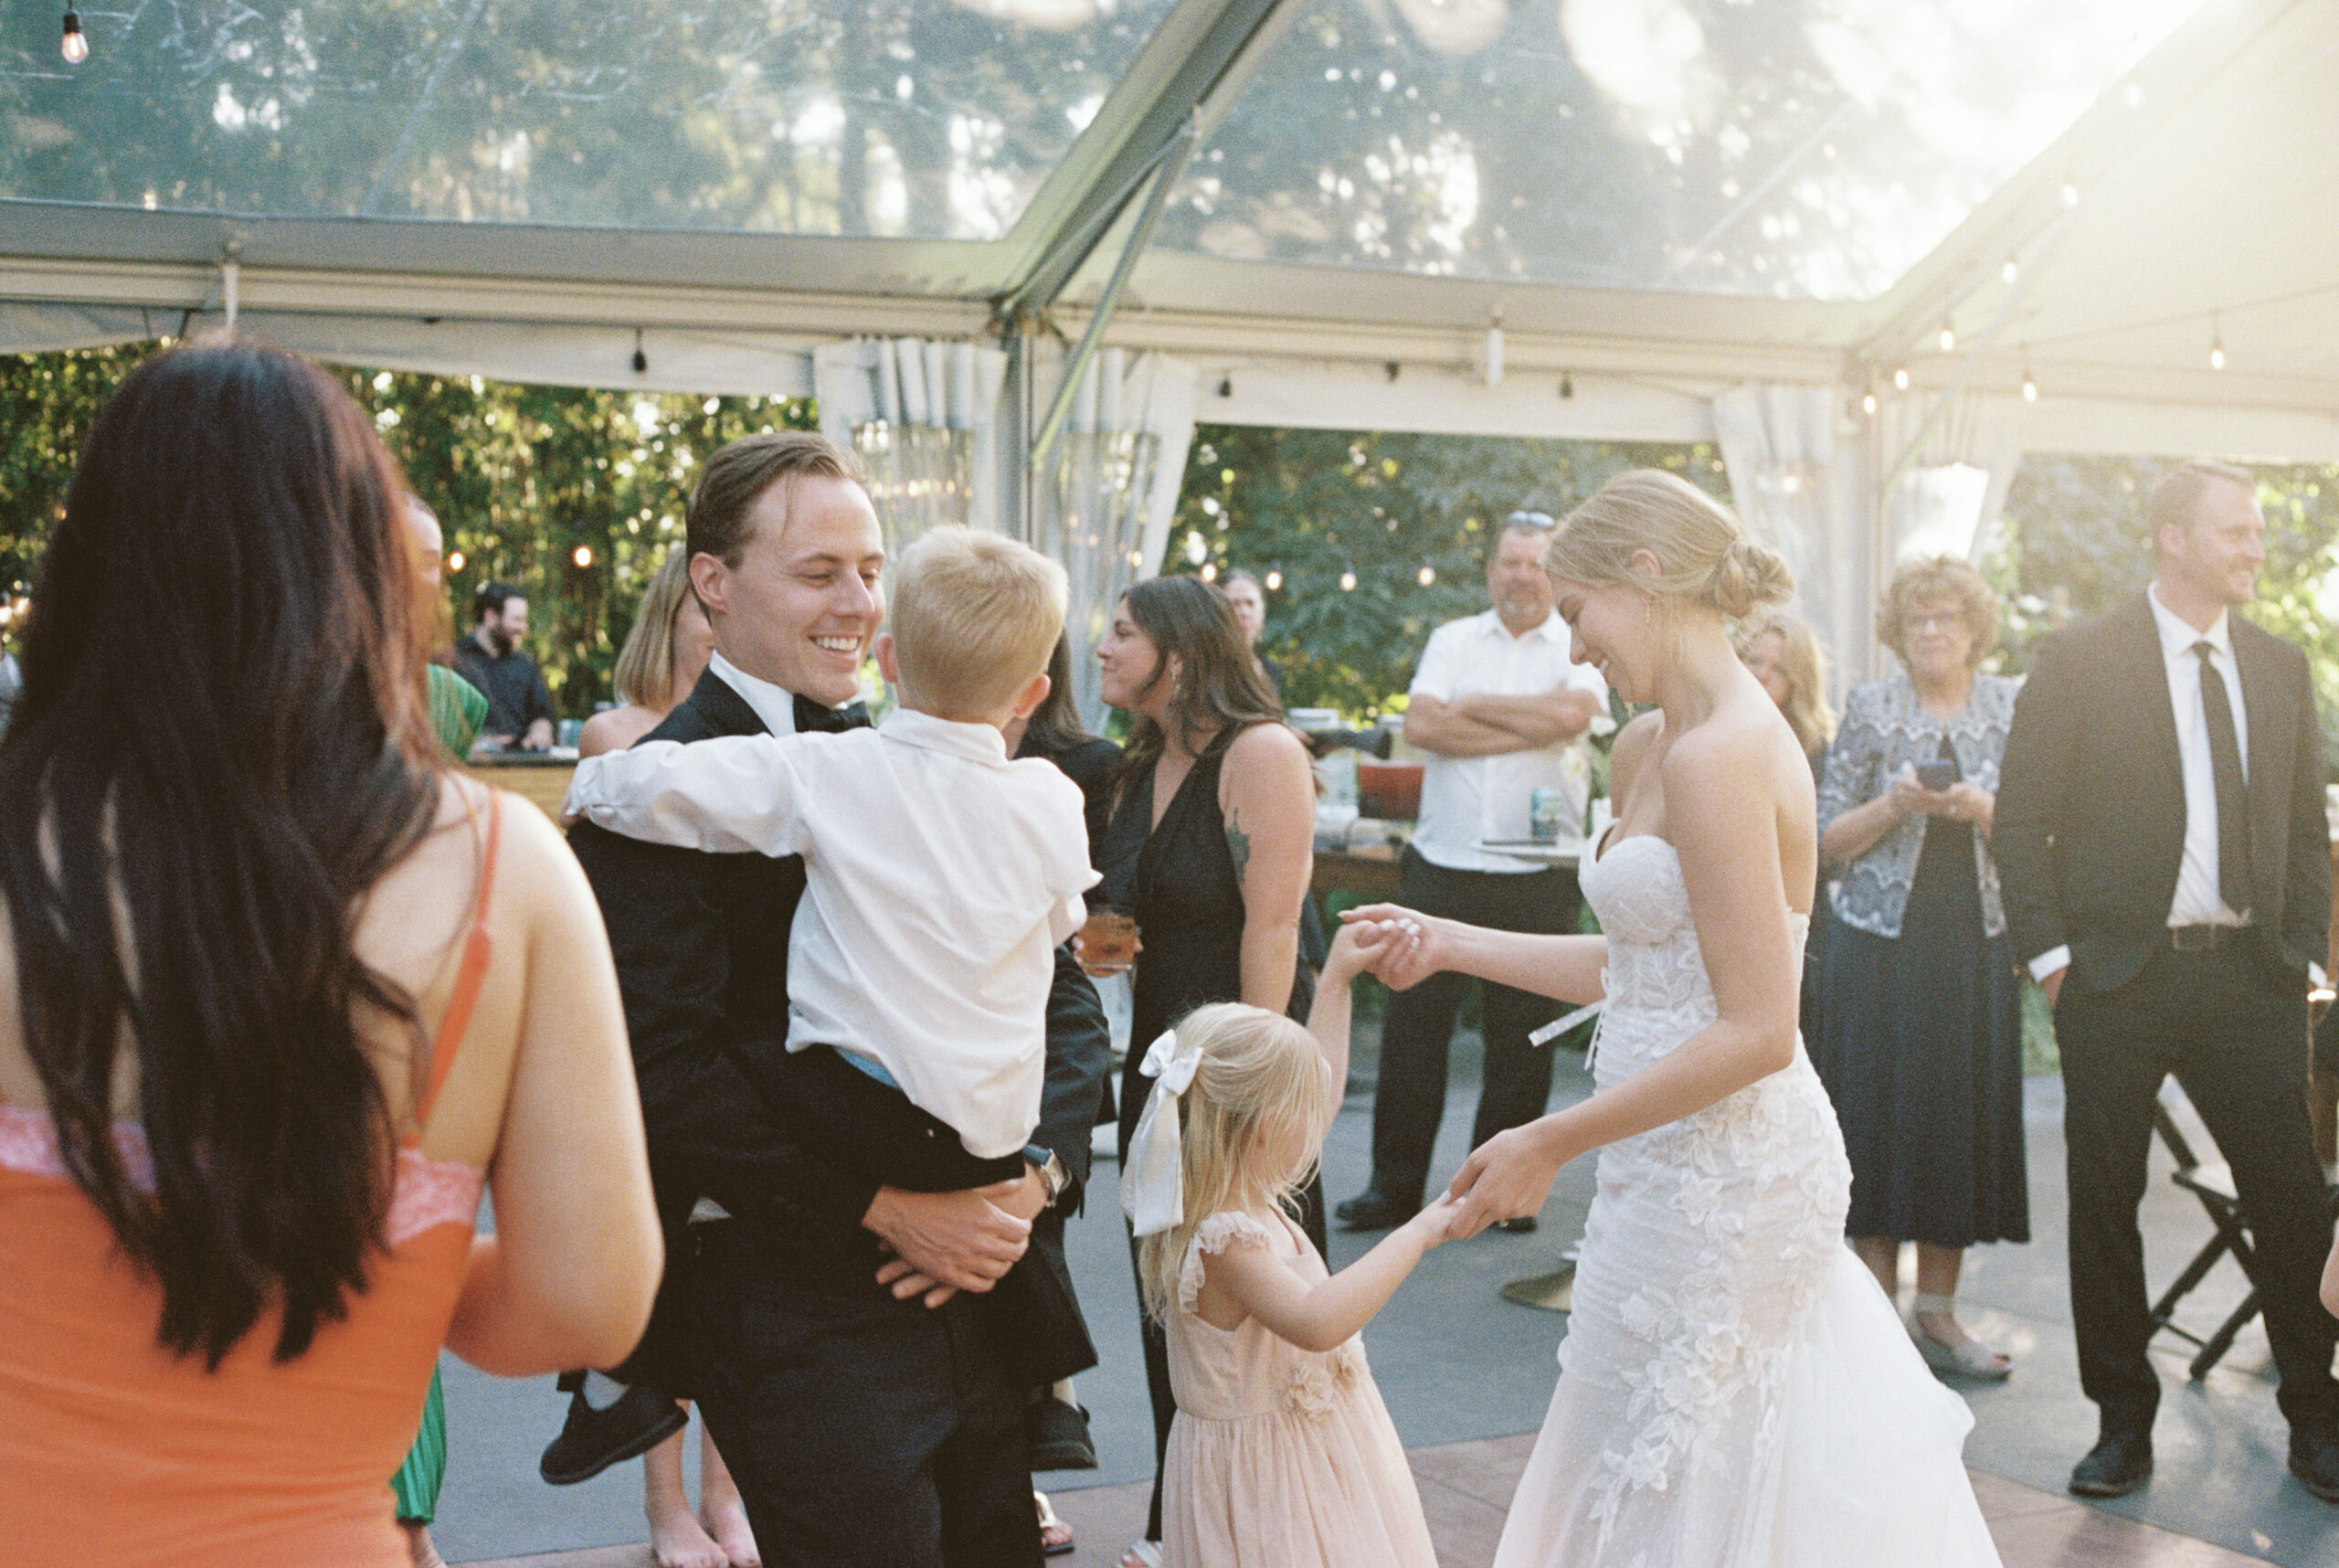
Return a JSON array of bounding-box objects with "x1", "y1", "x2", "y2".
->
[
  {"x1": 0, "y1": 344, "x2": 810, "y2": 715},
  {"x1": 1989, "y1": 453, "x2": 2339, "y2": 770},
  {"x1": 1165, "y1": 425, "x2": 1720, "y2": 715}
]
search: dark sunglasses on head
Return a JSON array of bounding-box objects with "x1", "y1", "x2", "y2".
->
[{"x1": 1505, "y1": 510, "x2": 1557, "y2": 530}]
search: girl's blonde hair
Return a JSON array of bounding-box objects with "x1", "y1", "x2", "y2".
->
[
  {"x1": 1136, "y1": 1002, "x2": 1337, "y2": 1323},
  {"x1": 1543, "y1": 468, "x2": 1794, "y2": 618},
  {"x1": 610, "y1": 545, "x2": 697, "y2": 710},
  {"x1": 1732, "y1": 607, "x2": 1836, "y2": 758}
]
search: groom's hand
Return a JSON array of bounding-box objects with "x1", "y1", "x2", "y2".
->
[{"x1": 863, "y1": 1181, "x2": 1032, "y2": 1308}]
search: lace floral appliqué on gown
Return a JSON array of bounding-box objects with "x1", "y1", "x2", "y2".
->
[{"x1": 1493, "y1": 834, "x2": 2001, "y2": 1568}]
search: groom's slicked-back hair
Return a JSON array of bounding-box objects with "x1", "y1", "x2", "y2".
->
[{"x1": 687, "y1": 431, "x2": 867, "y2": 569}]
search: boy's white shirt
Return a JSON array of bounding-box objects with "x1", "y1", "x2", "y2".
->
[{"x1": 566, "y1": 706, "x2": 1099, "y2": 1158}]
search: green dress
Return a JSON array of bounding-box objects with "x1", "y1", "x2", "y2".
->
[{"x1": 393, "y1": 664, "x2": 489, "y2": 1525}]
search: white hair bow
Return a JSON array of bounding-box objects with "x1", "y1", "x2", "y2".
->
[{"x1": 1119, "y1": 1026, "x2": 1205, "y2": 1237}]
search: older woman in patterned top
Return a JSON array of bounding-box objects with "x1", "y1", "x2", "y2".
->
[{"x1": 1814, "y1": 556, "x2": 2027, "y2": 1380}]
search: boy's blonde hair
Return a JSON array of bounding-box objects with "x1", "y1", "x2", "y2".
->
[
  {"x1": 889, "y1": 525, "x2": 1067, "y2": 716},
  {"x1": 1135, "y1": 1002, "x2": 1338, "y2": 1324}
]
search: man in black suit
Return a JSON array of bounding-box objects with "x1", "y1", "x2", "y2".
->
[
  {"x1": 1997, "y1": 460, "x2": 2339, "y2": 1503},
  {"x1": 563, "y1": 432, "x2": 1106, "y2": 1566}
]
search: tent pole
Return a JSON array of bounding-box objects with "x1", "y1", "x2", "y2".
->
[{"x1": 1028, "y1": 120, "x2": 1198, "y2": 475}]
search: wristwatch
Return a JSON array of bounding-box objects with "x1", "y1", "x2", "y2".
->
[{"x1": 1024, "y1": 1144, "x2": 1071, "y2": 1207}]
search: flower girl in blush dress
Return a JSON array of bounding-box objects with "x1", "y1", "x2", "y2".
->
[
  {"x1": 1349, "y1": 471, "x2": 2002, "y2": 1568},
  {"x1": 1126, "y1": 923, "x2": 1455, "y2": 1568}
]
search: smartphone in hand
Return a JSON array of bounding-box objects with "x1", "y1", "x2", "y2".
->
[{"x1": 1914, "y1": 758, "x2": 1961, "y2": 791}]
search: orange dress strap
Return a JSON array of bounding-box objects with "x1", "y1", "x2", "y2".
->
[{"x1": 406, "y1": 790, "x2": 503, "y2": 1146}]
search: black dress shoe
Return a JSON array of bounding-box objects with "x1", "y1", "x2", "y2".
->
[
  {"x1": 1027, "y1": 1394, "x2": 1098, "y2": 1471},
  {"x1": 2068, "y1": 1432, "x2": 2153, "y2": 1498},
  {"x1": 1334, "y1": 1188, "x2": 1419, "y2": 1231},
  {"x1": 1495, "y1": 1215, "x2": 1539, "y2": 1234},
  {"x1": 2291, "y1": 1427, "x2": 2339, "y2": 1502},
  {"x1": 539, "y1": 1382, "x2": 688, "y2": 1486}
]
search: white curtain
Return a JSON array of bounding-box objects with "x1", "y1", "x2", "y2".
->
[
  {"x1": 1024, "y1": 344, "x2": 1199, "y2": 730},
  {"x1": 813, "y1": 338, "x2": 1011, "y2": 563},
  {"x1": 1712, "y1": 384, "x2": 1868, "y2": 700},
  {"x1": 1877, "y1": 394, "x2": 2024, "y2": 567}
]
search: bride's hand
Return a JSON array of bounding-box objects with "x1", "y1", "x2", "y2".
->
[
  {"x1": 1444, "y1": 1119, "x2": 1575, "y2": 1239},
  {"x1": 1338, "y1": 903, "x2": 1446, "y2": 991}
]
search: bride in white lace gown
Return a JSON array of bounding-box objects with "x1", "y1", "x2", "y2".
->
[{"x1": 1350, "y1": 471, "x2": 2000, "y2": 1568}]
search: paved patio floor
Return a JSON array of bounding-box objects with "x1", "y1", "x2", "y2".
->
[{"x1": 434, "y1": 1020, "x2": 2339, "y2": 1567}]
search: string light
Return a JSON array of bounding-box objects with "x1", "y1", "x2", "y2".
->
[
  {"x1": 571, "y1": 545, "x2": 594, "y2": 568},
  {"x1": 446, "y1": 549, "x2": 465, "y2": 573},
  {"x1": 1861, "y1": 390, "x2": 1879, "y2": 417},
  {"x1": 2020, "y1": 350, "x2": 2037, "y2": 403},
  {"x1": 2001, "y1": 259, "x2": 2018, "y2": 285},
  {"x1": 60, "y1": 9, "x2": 88, "y2": 64},
  {"x1": 1339, "y1": 563, "x2": 1359, "y2": 592},
  {"x1": 1892, "y1": 366, "x2": 1910, "y2": 391},
  {"x1": 1938, "y1": 318, "x2": 1956, "y2": 355},
  {"x1": 2208, "y1": 316, "x2": 2226, "y2": 371},
  {"x1": 2059, "y1": 182, "x2": 2080, "y2": 209},
  {"x1": 1264, "y1": 562, "x2": 1283, "y2": 592},
  {"x1": 1416, "y1": 562, "x2": 1436, "y2": 587},
  {"x1": 1200, "y1": 562, "x2": 1218, "y2": 583}
]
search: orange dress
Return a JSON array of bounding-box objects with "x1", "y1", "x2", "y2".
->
[{"x1": 0, "y1": 802, "x2": 499, "y2": 1568}]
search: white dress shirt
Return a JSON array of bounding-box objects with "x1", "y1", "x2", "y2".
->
[
  {"x1": 1405, "y1": 609, "x2": 1608, "y2": 873},
  {"x1": 2027, "y1": 583, "x2": 2249, "y2": 983},
  {"x1": 707, "y1": 649, "x2": 805, "y2": 737},
  {"x1": 567, "y1": 706, "x2": 1099, "y2": 1158}
]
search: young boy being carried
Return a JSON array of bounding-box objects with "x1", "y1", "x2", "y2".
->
[{"x1": 565, "y1": 524, "x2": 1096, "y2": 1162}]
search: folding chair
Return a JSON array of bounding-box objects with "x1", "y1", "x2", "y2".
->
[{"x1": 2146, "y1": 1092, "x2": 2263, "y2": 1380}]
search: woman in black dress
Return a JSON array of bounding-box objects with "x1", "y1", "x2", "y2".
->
[
  {"x1": 1087, "y1": 576, "x2": 1317, "y2": 1567},
  {"x1": 1815, "y1": 556, "x2": 2027, "y2": 1380}
]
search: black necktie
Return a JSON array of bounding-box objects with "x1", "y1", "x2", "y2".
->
[
  {"x1": 2193, "y1": 641, "x2": 2251, "y2": 913},
  {"x1": 792, "y1": 694, "x2": 870, "y2": 735}
]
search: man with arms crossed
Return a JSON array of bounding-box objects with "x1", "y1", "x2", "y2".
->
[
  {"x1": 1337, "y1": 510, "x2": 1605, "y2": 1232},
  {"x1": 562, "y1": 433, "x2": 1106, "y2": 1566},
  {"x1": 1996, "y1": 460, "x2": 2339, "y2": 1503}
]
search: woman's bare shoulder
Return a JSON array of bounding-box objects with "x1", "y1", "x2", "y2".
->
[
  {"x1": 1608, "y1": 709, "x2": 1666, "y2": 799},
  {"x1": 578, "y1": 705, "x2": 658, "y2": 759}
]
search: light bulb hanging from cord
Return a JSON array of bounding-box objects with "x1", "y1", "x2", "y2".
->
[
  {"x1": 1938, "y1": 317, "x2": 1956, "y2": 355},
  {"x1": 1339, "y1": 563, "x2": 1358, "y2": 593},
  {"x1": 1200, "y1": 561, "x2": 1218, "y2": 584},
  {"x1": 2020, "y1": 349, "x2": 2037, "y2": 403},
  {"x1": 1264, "y1": 562, "x2": 1283, "y2": 592},
  {"x1": 1416, "y1": 562, "x2": 1436, "y2": 588},
  {"x1": 1861, "y1": 390, "x2": 1879, "y2": 417},
  {"x1": 1892, "y1": 366, "x2": 1910, "y2": 392},
  {"x1": 2001, "y1": 258, "x2": 2018, "y2": 285},
  {"x1": 2209, "y1": 316, "x2": 2226, "y2": 371},
  {"x1": 61, "y1": 9, "x2": 88, "y2": 63}
]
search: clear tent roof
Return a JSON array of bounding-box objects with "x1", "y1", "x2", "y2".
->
[{"x1": 3, "y1": 0, "x2": 2201, "y2": 305}]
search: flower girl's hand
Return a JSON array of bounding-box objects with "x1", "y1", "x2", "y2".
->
[
  {"x1": 1321, "y1": 916, "x2": 1397, "y2": 987},
  {"x1": 1443, "y1": 1120, "x2": 1571, "y2": 1240},
  {"x1": 1338, "y1": 904, "x2": 1445, "y2": 991},
  {"x1": 1402, "y1": 1192, "x2": 1467, "y2": 1251}
]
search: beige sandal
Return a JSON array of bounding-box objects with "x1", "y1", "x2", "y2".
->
[{"x1": 1910, "y1": 1291, "x2": 2012, "y2": 1380}]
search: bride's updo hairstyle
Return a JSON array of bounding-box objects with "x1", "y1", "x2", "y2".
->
[{"x1": 1544, "y1": 468, "x2": 1794, "y2": 617}]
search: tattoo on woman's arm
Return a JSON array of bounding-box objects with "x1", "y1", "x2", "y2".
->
[{"x1": 1226, "y1": 813, "x2": 1252, "y2": 887}]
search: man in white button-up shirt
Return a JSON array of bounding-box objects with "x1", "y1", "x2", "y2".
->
[
  {"x1": 1997, "y1": 460, "x2": 2339, "y2": 1505},
  {"x1": 1336, "y1": 514, "x2": 1607, "y2": 1234}
]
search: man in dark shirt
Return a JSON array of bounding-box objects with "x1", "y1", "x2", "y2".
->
[{"x1": 450, "y1": 580, "x2": 557, "y2": 749}]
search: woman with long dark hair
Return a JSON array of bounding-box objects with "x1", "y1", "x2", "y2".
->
[
  {"x1": 0, "y1": 341, "x2": 661, "y2": 1566},
  {"x1": 1090, "y1": 574, "x2": 1317, "y2": 1568}
]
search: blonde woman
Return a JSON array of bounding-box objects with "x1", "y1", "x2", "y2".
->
[
  {"x1": 1736, "y1": 608, "x2": 1837, "y2": 1040},
  {"x1": 1348, "y1": 471, "x2": 1999, "y2": 1567},
  {"x1": 577, "y1": 546, "x2": 716, "y2": 760}
]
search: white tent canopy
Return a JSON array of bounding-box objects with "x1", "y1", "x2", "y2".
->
[{"x1": 4, "y1": 0, "x2": 2334, "y2": 678}]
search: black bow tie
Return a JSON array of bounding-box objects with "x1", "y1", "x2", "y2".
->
[{"x1": 793, "y1": 694, "x2": 871, "y2": 735}]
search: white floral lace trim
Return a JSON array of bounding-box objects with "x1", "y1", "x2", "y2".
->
[
  {"x1": 0, "y1": 1103, "x2": 483, "y2": 1247},
  {"x1": 1176, "y1": 1209, "x2": 1275, "y2": 1316}
]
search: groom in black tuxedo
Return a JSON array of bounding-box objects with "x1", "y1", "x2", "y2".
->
[
  {"x1": 565, "y1": 432, "x2": 1106, "y2": 1566},
  {"x1": 1997, "y1": 460, "x2": 2339, "y2": 1503}
]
